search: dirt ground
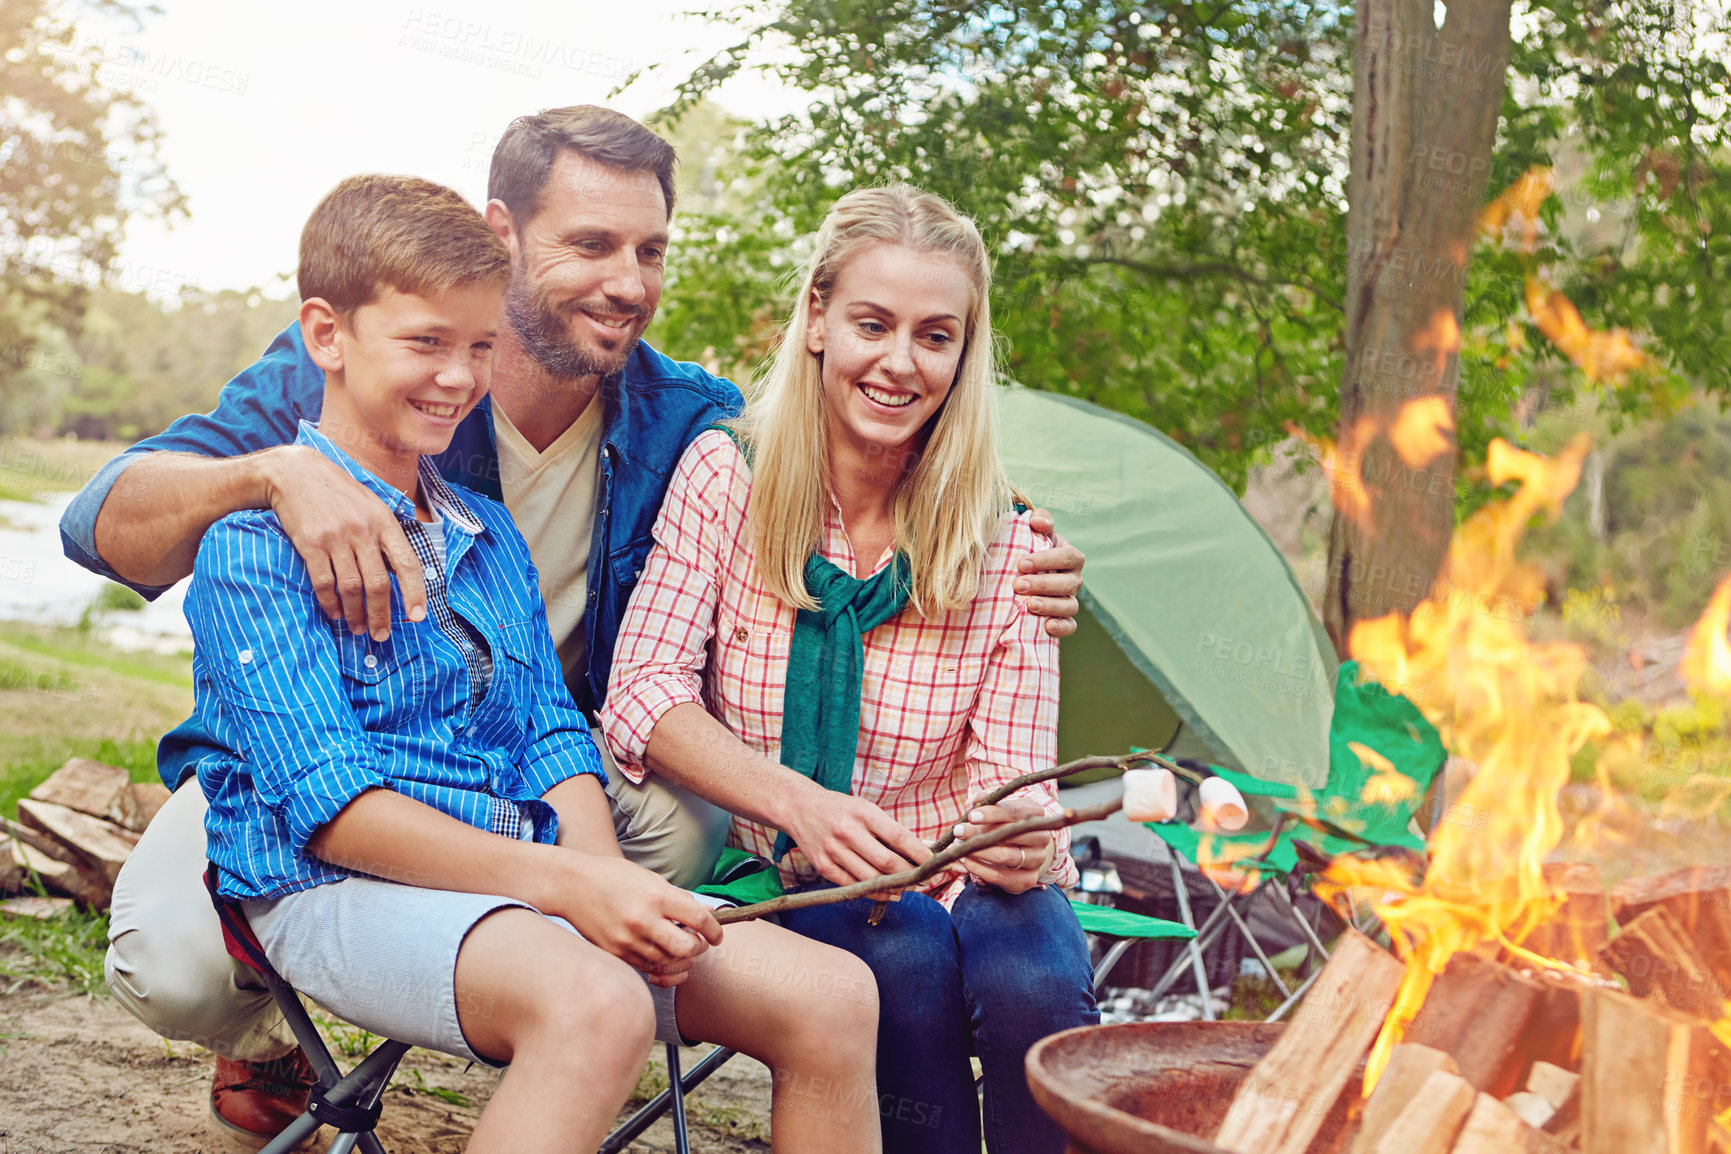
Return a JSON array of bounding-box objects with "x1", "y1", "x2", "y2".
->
[{"x1": 0, "y1": 986, "x2": 772, "y2": 1153}]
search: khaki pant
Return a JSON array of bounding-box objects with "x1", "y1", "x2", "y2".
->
[{"x1": 104, "y1": 750, "x2": 730, "y2": 1061}]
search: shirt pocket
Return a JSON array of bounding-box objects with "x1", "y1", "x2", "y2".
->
[
  {"x1": 332, "y1": 629, "x2": 426, "y2": 733},
  {"x1": 488, "y1": 619, "x2": 546, "y2": 745}
]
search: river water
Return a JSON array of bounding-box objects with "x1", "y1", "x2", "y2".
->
[{"x1": 0, "y1": 493, "x2": 192, "y2": 652}]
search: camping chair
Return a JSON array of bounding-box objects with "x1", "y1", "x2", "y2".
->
[
  {"x1": 202, "y1": 866, "x2": 717, "y2": 1154},
  {"x1": 204, "y1": 865, "x2": 409, "y2": 1154},
  {"x1": 1139, "y1": 660, "x2": 1445, "y2": 1021}
]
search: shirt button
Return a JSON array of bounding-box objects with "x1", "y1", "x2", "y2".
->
[
  {"x1": 364, "y1": 654, "x2": 378, "y2": 669},
  {"x1": 734, "y1": 627, "x2": 750, "y2": 643},
  {"x1": 424, "y1": 565, "x2": 438, "y2": 581},
  {"x1": 237, "y1": 648, "x2": 253, "y2": 665}
]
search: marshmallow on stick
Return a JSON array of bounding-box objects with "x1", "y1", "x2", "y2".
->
[
  {"x1": 1121, "y1": 767, "x2": 1179, "y2": 823},
  {"x1": 1197, "y1": 775, "x2": 1250, "y2": 832}
]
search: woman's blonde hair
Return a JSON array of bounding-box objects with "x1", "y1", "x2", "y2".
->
[{"x1": 736, "y1": 184, "x2": 1012, "y2": 617}]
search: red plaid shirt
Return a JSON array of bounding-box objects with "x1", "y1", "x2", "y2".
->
[{"x1": 601, "y1": 431, "x2": 1074, "y2": 905}]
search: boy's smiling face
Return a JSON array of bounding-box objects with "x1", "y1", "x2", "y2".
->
[{"x1": 304, "y1": 282, "x2": 502, "y2": 491}]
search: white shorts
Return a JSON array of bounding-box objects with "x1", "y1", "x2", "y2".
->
[{"x1": 244, "y1": 876, "x2": 720, "y2": 1064}]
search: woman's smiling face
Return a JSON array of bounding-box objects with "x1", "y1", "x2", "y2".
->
[{"x1": 805, "y1": 242, "x2": 973, "y2": 466}]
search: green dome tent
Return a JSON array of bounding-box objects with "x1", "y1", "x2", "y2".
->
[{"x1": 997, "y1": 387, "x2": 1336, "y2": 788}]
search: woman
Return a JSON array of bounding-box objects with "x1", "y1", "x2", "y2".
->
[{"x1": 602, "y1": 184, "x2": 1096, "y2": 1154}]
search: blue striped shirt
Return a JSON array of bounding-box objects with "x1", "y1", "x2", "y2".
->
[{"x1": 189, "y1": 422, "x2": 605, "y2": 900}]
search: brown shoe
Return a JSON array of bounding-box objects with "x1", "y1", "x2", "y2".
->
[{"x1": 210, "y1": 1051, "x2": 318, "y2": 1148}]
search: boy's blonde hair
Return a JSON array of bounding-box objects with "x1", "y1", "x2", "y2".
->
[
  {"x1": 738, "y1": 184, "x2": 1011, "y2": 617},
  {"x1": 298, "y1": 174, "x2": 509, "y2": 317}
]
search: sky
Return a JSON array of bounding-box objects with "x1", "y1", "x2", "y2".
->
[{"x1": 76, "y1": 0, "x2": 797, "y2": 297}]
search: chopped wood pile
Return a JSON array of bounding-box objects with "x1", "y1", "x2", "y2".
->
[
  {"x1": 1209, "y1": 863, "x2": 1731, "y2": 1154},
  {"x1": 0, "y1": 758, "x2": 167, "y2": 917}
]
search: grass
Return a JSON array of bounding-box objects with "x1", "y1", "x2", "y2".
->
[
  {"x1": 0, "y1": 899, "x2": 111, "y2": 998},
  {"x1": 0, "y1": 625, "x2": 192, "y2": 690},
  {"x1": 0, "y1": 437, "x2": 127, "y2": 500},
  {"x1": 1224, "y1": 964, "x2": 1309, "y2": 1021},
  {"x1": 0, "y1": 622, "x2": 191, "y2": 820}
]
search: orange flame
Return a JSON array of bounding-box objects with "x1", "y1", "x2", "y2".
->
[
  {"x1": 1388, "y1": 395, "x2": 1456, "y2": 471},
  {"x1": 1526, "y1": 278, "x2": 1646, "y2": 382},
  {"x1": 1681, "y1": 577, "x2": 1731, "y2": 696},
  {"x1": 1479, "y1": 166, "x2": 1554, "y2": 248},
  {"x1": 1292, "y1": 395, "x2": 1458, "y2": 535},
  {"x1": 1316, "y1": 434, "x2": 1610, "y2": 1091}
]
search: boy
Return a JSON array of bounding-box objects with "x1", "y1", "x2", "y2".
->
[{"x1": 190, "y1": 173, "x2": 878, "y2": 1153}]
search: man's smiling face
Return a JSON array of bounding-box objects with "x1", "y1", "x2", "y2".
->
[{"x1": 499, "y1": 150, "x2": 668, "y2": 380}]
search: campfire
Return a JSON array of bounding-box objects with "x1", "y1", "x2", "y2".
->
[{"x1": 1031, "y1": 430, "x2": 1731, "y2": 1154}]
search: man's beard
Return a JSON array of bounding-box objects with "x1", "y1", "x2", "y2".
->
[{"x1": 505, "y1": 274, "x2": 647, "y2": 381}]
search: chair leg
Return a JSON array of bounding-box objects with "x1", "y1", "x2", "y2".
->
[
  {"x1": 1199, "y1": 873, "x2": 1292, "y2": 1000},
  {"x1": 1166, "y1": 855, "x2": 1217, "y2": 1020},
  {"x1": 667, "y1": 1043, "x2": 691, "y2": 1154},
  {"x1": 1091, "y1": 936, "x2": 1137, "y2": 990},
  {"x1": 1144, "y1": 867, "x2": 1263, "y2": 1004},
  {"x1": 1270, "y1": 881, "x2": 1333, "y2": 960},
  {"x1": 1264, "y1": 964, "x2": 1324, "y2": 1023},
  {"x1": 598, "y1": 1046, "x2": 737, "y2": 1154},
  {"x1": 258, "y1": 1039, "x2": 411, "y2": 1154}
]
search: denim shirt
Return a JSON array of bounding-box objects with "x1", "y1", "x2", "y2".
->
[
  {"x1": 190, "y1": 423, "x2": 604, "y2": 900},
  {"x1": 59, "y1": 322, "x2": 742, "y2": 787}
]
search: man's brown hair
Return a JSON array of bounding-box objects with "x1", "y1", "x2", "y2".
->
[
  {"x1": 488, "y1": 105, "x2": 676, "y2": 224},
  {"x1": 298, "y1": 174, "x2": 509, "y2": 316}
]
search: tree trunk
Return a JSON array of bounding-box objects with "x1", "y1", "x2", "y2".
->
[{"x1": 1321, "y1": 0, "x2": 1515, "y2": 657}]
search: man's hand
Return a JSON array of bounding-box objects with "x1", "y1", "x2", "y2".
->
[
  {"x1": 260, "y1": 445, "x2": 428, "y2": 640},
  {"x1": 781, "y1": 787, "x2": 931, "y2": 888},
  {"x1": 1020, "y1": 508, "x2": 1084, "y2": 638},
  {"x1": 543, "y1": 854, "x2": 723, "y2": 988},
  {"x1": 952, "y1": 797, "x2": 1055, "y2": 895}
]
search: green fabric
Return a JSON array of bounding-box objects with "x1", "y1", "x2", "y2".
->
[
  {"x1": 694, "y1": 847, "x2": 785, "y2": 906},
  {"x1": 701, "y1": 424, "x2": 914, "y2": 861},
  {"x1": 1070, "y1": 898, "x2": 1197, "y2": 941},
  {"x1": 997, "y1": 387, "x2": 1337, "y2": 786},
  {"x1": 771, "y1": 550, "x2": 912, "y2": 861},
  {"x1": 1145, "y1": 661, "x2": 1445, "y2": 874}
]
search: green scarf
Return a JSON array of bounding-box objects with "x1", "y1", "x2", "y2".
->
[
  {"x1": 702, "y1": 425, "x2": 913, "y2": 862},
  {"x1": 772, "y1": 550, "x2": 912, "y2": 860}
]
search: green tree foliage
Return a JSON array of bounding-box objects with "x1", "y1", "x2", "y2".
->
[
  {"x1": 0, "y1": 0, "x2": 186, "y2": 406},
  {"x1": 650, "y1": 0, "x2": 1729, "y2": 493},
  {"x1": 0, "y1": 288, "x2": 298, "y2": 439}
]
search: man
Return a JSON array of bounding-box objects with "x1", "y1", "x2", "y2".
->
[{"x1": 61, "y1": 105, "x2": 1084, "y2": 1142}]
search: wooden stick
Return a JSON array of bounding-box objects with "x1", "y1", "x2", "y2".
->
[
  {"x1": 925, "y1": 751, "x2": 1168, "y2": 855},
  {"x1": 715, "y1": 796, "x2": 1125, "y2": 924},
  {"x1": 861, "y1": 749, "x2": 1169, "y2": 924}
]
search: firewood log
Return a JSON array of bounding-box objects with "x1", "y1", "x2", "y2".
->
[
  {"x1": 1404, "y1": 952, "x2": 1546, "y2": 1097},
  {"x1": 1581, "y1": 987, "x2": 1731, "y2": 1154},
  {"x1": 1600, "y1": 906, "x2": 1725, "y2": 1019},
  {"x1": 1213, "y1": 930, "x2": 1404, "y2": 1154},
  {"x1": 15, "y1": 799, "x2": 138, "y2": 886}
]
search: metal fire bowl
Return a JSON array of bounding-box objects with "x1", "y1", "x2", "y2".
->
[{"x1": 1026, "y1": 1021, "x2": 1365, "y2": 1154}]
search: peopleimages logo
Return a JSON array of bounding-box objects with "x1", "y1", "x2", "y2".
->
[
  {"x1": 398, "y1": 10, "x2": 636, "y2": 81},
  {"x1": 48, "y1": 33, "x2": 250, "y2": 95}
]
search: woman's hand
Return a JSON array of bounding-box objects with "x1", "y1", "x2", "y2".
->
[
  {"x1": 782, "y1": 786, "x2": 932, "y2": 888},
  {"x1": 952, "y1": 797, "x2": 1056, "y2": 894}
]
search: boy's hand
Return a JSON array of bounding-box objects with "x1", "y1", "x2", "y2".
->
[
  {"x1": 549, "y1": 854, "x2": 723, "y2": 987},
  {"x1": 260, "y1": 445, "x2": 429, "y2": 641},
  {"x1": 1019, "y1": 508, "x2": 1084, "y2": 638}
]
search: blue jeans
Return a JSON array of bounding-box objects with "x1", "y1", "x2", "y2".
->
[{"x1": 777, "y1": 882, "x2": 1098, "y2": 1154}]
